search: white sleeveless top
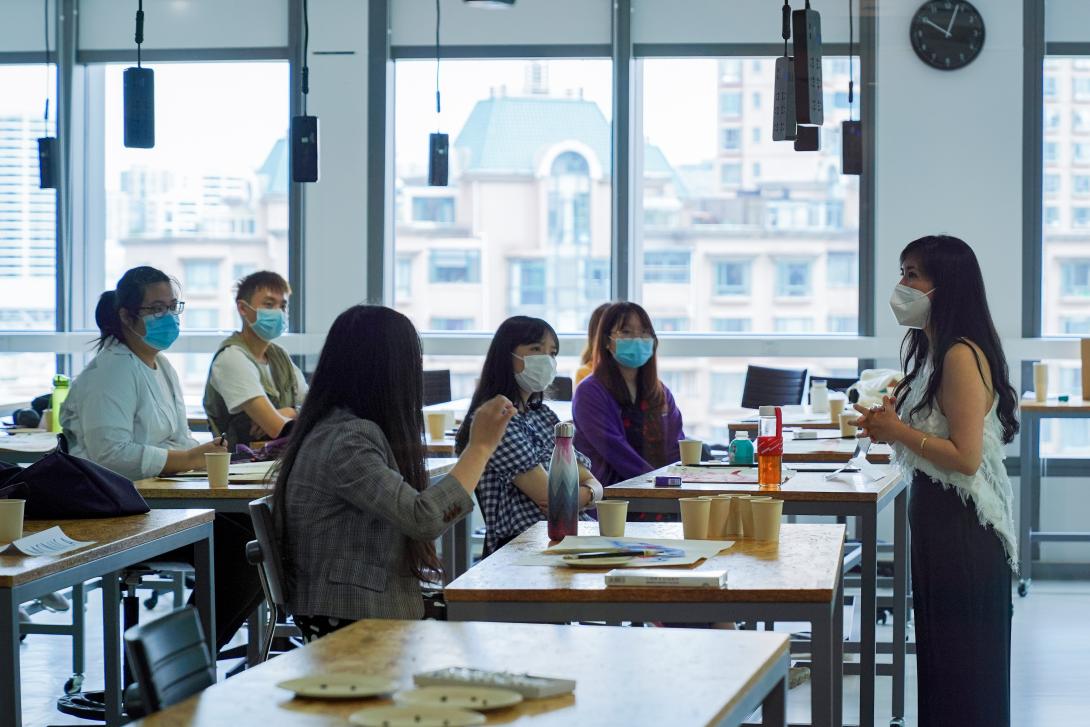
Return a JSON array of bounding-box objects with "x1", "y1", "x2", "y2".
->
[{"x1": 891, "y1": 357, "x2": 1018, "y2": 572}]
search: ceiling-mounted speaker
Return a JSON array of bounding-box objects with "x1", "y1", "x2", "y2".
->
[
  {"x1": 291, "y1": 115, "x2": 319, "y2": 183},
  {"x1": 794, "y1": 125, "x2": 820, "y2": 152},
  {"x1": 792, "y1": 5, "x2": 823, "y2": 126},
  {"x1": 123, "y1": 67, "x2": 155, "y2": 148},
  {"x1": 37, "y1": 137, "x2": 58, "y2": 189},
  {"x1": 428, "y1": 133, "x2": 449, "y2": 187},
  {"x1": 772, "y1": 57, "x2": 797, "y2": 141},
  {"x1": 842, "y1": 120, "x2": 862, "y2": 175}
]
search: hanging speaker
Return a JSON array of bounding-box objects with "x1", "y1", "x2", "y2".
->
[
  {"x1": 794, "y1": 125, "x2": 820, "y2": 152},
  {"x1": 291, "y1": 115, "x2": 319, "y2": 183},
  {"x1": 123, "y1": 67, "x2": 155, "y2": 148},
  {"x1": 428, "y1": 132, "x2": 449, "y2": 187},
  {"x1": 773, "y1": 57, "x2": 797, "y2": 141},
  {"x1": 792, "y1": 6, "x2": 824, "y2": 126},
  {"x1": 842, "y1": 120, "x2": 862, "y2": 175},
  {"x1": 37, "y1": 137, "x2": 58, "y2": 189}
]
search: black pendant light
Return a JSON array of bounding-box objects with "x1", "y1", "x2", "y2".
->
[
  {"x1": 123, "y1": 0, "x2": 154, "y2": 148},
  {"x1": 428, "y1": 0, "x2": 448, "y2": 186},
  {"x1": 37, "y1": 0, "x2": 57, "y2": 189},
  {"x1": 291, "y1": 0, "x2": 319, "y2": 182}
]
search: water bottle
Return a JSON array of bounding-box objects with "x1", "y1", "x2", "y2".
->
[
  {"x1": 757, "y1": 405, "x2": 783, "y2": 487},
  {"x1": 547, "y1": 421, "x2": 579, "y2": 540},
  {"x1": 50, "y1": 374, "x2": 70, "y2": 433},
  {"x1": 810, "y1": 379, "x2": 829, "y2": 414},
  {"x1": 728, "y1": 430, "x2": 754, "y2": 465}
]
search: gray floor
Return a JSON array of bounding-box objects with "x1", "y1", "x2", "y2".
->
[{"x1": 14, "y1": 580, "x2": 1090, "y2": 726}]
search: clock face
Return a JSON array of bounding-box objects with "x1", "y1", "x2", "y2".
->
[{"x1": 910, "y1": 1, "x2": 985, "y2": 71}]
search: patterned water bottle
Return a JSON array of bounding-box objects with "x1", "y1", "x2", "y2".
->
[{"x1": 547, "y1": 421, "x2": 579, "y2": 540}]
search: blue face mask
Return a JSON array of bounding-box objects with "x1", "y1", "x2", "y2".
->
[
  {"x1": 612, "y1": 337, "x2": 655, "y2": 369},
  {"x1": 246, "y1": 304, "x2": 287, "y2": 341},
  {"x1": 141, "y1": 313, "x2": 180, "y2": 351}
]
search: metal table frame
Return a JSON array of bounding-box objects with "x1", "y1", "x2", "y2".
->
[
  {"x1": 615, "y1": 480, "x2": 909, "y2": 727},
  {"x1": 1017, "y1": 405, "x2": 1090, "y2": 596},
  {"x1": 0, "y1": 520, "x2": 215, "y2": 727}
]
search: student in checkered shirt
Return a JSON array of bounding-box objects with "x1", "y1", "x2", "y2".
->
[{"x1": 455, "y1": 317, "x2": 605, "y2": 557}]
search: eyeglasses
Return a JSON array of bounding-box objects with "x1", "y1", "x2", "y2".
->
[
  {"x1": 138, "y1": 301, "x2": 185, "y2": 318},
  {"x1": 611, "y1": 330, "x2": 653, "y2": 340}
]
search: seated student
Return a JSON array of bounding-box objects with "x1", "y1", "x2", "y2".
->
[
  {"x1": 204, "y1": 271, "x2": 307, "y2": 448},
  {"x1": 455, "y1": 316, "x2": 605, "y2": 557},
  {"x1": 572, "y1": 302, "x2": 686, "y2": 486},
  {"x1": 61, "y1": 266, "x2": 262, "y2": 651},
  {"x1": 274, "y1": 305, "x2": 514, "y2": 641},
  {"x1": 574, "y1": 302, "x2": 611, "y2": 387}
]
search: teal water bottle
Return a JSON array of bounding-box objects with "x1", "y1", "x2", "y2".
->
[{"x1": 728, "y1": 430, "x2": 754, "y2": 465}]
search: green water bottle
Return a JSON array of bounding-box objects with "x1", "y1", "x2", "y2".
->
[
  {"x1": 50, "y1": 374, "x2": 70, "y2": 433},
  {"x1": 728, "y1": 430, "x2": 754, "y2": 465}
]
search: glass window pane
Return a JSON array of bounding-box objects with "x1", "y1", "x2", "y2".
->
[
  {"x1": 393, "y1": 59, "x2": 612, "y2": 333},
  {"x1": 0, "y1": 65, "x2": 57, "y2": 331},
  {"x1": 638, "y1": 57, "x2": 859, "y2": 334},
  {"x1": 0, "y1": 353, "x2": 57, "y2": 403}
]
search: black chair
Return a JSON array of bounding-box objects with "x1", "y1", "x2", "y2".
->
[
  {"x1": 822, "y1": 376, "x2": 859, "y2": 394},
  {"x1": 545, "y1": 375, "x2": 573, "y2": 402},
  {"x1": 246, "y1": 496, "x2": 295, "y2": 663},
  {"x1": 423, "y1": 369, "x2": 452, "y2": 407},
  {"x1": 740, "y1": 365, "x2": 808, "y2": 409},
  {"x1": 123, "y1": 606, "x2": 215, "y2": 716}
]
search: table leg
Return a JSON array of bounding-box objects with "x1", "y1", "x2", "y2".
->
[
  {"x1": 811, "y1": 604, "x2": 834, "y2": 727},
  {"x1": 761, "y1": 667, "x2": 788, "y2": 727},
  {"x1": 72, "y1": 581, "x2": 85, "y2": 678},
  {"x1": 0, "y1": 593, "x2": 20, "y2": 727},
  {"x1": 102, "y1": 571, "x2": 122, "y2": 726},
  {"x1": 193, "y1": 529, "x2": 217, "y2": 661},
  {"x1": 858, "y1": 509, "x2": 877, "y2": 727},
  {"x1": 455, "y1": 516, "x2": 472, "y2": 576},
  {"x1": 833, "y1": 564, "x2": 844, "y2": 727},
  {"x1": 440, "y1": 528, "x2": 456, "y2": 584},
  {"x1": 1018, "y1": 412, "x2": 1038, "y2": 594},
  {"x1": 892, "y1": 489, "x2": 908, "y2": 723}
]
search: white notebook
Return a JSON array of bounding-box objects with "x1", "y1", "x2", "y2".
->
[{"x1": 604, "y1": 568, "x2": 727, "y2": 588}]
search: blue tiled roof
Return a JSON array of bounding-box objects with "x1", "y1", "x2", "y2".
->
[{"x1": 258, "y1": 137, "x2": 289, "y2": 196}]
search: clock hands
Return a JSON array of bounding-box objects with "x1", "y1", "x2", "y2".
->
[
  {"x1": 921, "y1": 17, "x2": 951, "y2": 38},
  {"x1": 945, "y1": 4, "x2": 961, "y2": 35}
]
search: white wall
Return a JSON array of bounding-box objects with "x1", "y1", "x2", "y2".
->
[
  {"x1": 392, "y1": 0, "x2": 611, "y2": 47},
  {"x1": 634, "y1": 0, "x2": 856, "y2": 45},
  {"x1": 0, "y1": 0, "x2": 56, "y2": 54},
  {"x1": 78, "y1": 0, "x2": 287, "y2": 50},
  {"x1": 1046, "y1": 0, "x2": 1090, "y2": 43}
]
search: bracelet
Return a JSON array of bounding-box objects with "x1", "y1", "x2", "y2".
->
[{"x1": 919, "y1": 435, "x2": 929, "y2": 456}]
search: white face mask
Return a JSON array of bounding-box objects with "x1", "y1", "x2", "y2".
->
[
  {"x1": 512, "y1": 353, "x2": 557, "y2": 394},
  {"x1": 889, "y1": 284, "x2": 935, "y2": 329}
]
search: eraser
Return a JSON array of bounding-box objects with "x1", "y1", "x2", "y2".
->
[
  {"x1": 795, "y1": 430, "x2": 818, "y2": 439},
  {"x1": 654, "y1": 475, "x2": 683, "y2": 488}
]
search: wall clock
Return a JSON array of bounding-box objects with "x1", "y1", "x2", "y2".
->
[{"x1": 910, "y1": 1, "x2": 985, "y2": 71}]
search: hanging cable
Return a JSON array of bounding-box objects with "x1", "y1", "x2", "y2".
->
[
  {"x1": 782, "y1": 0, "x2": 792, "y2": 58},
  {"x1": 435, "y1": 0, "x2": 442, "y2": 128},
  {"x1": 302, "y1": 0, "x2": 310, "y2": 114},
  {"x1": 848, "y1": 0, "x2": 855, "y2": 115},
  {"x1": 134, "y1": 0, "x2": 144, "y2": 68},
  {"x1": 42, "y1": 0, "x2": 50, "y2": 126}
]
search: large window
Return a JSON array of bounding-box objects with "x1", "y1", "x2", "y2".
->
[
  {"x1": 0, "y1": 66, "x2": 57, "y2": 333},
  {"x1": 393, "y1": 59, "x2": 612, "y2": 332}
]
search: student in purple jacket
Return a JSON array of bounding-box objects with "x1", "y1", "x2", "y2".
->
[{"x1": 572, "y1": 302, "x2": 685, "y2": 486}]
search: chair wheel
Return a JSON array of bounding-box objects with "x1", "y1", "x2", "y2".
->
[
  {"x1": 64, "y1": 674, "x2": 84, "y2": 695},
  {"x1": 143, "y1": 591, "x2": 159, "y2": 610},
  {"x1": 1017, "y1": 581, "x2": 1029, "y2": 598}
]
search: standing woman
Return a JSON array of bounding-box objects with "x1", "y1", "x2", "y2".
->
[
  {"x1": 575, "y1": 302, "x2": 611, "y2": 386},
  {"x1": 572, "y1": 302, "x2": 686, "y2": 486},
  {"x1": 455, "y1": 316, "x2": 604, "y2": 557},
  {"x1": 853, "y1": 235, "x2": 1017, "y2": 727}
]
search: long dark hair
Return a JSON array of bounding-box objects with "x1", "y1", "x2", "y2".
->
[
  {"x1": 580, "y1": 302, "x2": 611, "y2": 366},
  {"x1": 892, "y1": 235, "x2": 1019, "y2": 443},
  {"x1": 592, "y1": 302, "x2": 668, "y2": 466},
  {"x1": 455, "y1": 316, "x2": 558, "y2": 453},
  {"x1": 93, "y1": 266, "x2": 172, "y2": 352},
  {"x1": 272, "y1": 305, "x2": 441, "y2": 580}
]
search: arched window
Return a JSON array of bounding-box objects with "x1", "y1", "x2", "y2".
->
[{"x1": 547, "y1": 151, "x2": 591, "y2": 246}]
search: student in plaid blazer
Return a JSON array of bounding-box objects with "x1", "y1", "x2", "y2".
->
[{"x1": 272, "y1": 306, "x2": 515, "y2": 641}]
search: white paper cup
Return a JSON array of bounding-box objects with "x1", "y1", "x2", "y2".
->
[
  {"x1": 0, "y1": 499, "x2": 26, "y2": 543},
  {"x1": 839, "y1": 410, "x2": 859, "y2": 438},
  {"x1": 724, "y1": 495, "x2": 748, "y2": 537},
  {"x1": 828, "y1": 396, "x2": 845, "y2": 423},
  {"x1": 679, "y1": 439, "x2": 703, "y2": 465},
  {"x1": 741, "y1": 496, "x2": 772, "y2": 536},
  {"x1": 597, "y1": 500, "x2": 628, "y2": 537},
  {"x1": 679, "y1": 497, "x2": 712, "y2": 540},
  {"x1": 205, "y1": 452, "x2": 231, "y2": 489},
  {"x1": 425, "y1": 411, "x2": 449, "y2": 442},
  {"x1": 750, "y1": 499, "x2": 785, "y2": 541},
  {"x1": 1033, "y1": 362, "x2": 1048, "y2": 403},
  {"x1": 708, "y1": 496, "x2": 732, "y2": 538}
]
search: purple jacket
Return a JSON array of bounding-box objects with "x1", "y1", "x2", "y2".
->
[{"x1": 572, "y1": 374, "x2": 685, "y2": 486}]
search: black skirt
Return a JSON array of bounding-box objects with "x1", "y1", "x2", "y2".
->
[{"x1": 909, "y1": 469, "x2": 1012, "y2": 727}]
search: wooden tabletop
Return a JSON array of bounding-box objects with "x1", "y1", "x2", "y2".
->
[
  {"x1": 606, "y1": 466, "x2": 902, "y2": 504},
  {"x1": 726, "y1": 405, "x2": 841, "y2": 431},
  {"x1": 781, "y1": 436, "x2": 891, "y2": 463},
  {"x1": 131, "y1": 618, "x2": 788, "y2": 727},
  {"x1": 0, "y1": 509, "x2": 214, "y2": 588},
  {"x1": 445, "y1": 521, "x2": 845, "y2": 605},
  {"x1": 1019, "y1": 398, "x2": 1090, "y2": 414},
  {"x1": 0, "y1": 431, "x2": 59, "y2": 454},
  {"x1": 425, "y1": 437, "x2": 457, "y2": 456}
]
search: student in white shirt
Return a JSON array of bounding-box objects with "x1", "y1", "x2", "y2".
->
[{"x1": 203, "y1": 271, "x2": 307, "y2": 447}]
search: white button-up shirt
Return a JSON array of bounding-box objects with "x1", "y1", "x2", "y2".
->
[{"x1": 61, "y1": 341, "x2": 198, "y2": 480}]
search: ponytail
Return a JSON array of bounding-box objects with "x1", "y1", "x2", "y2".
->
[
  {"x1": 93, "y1": 291, "x2": 125, "y2": 352},
  {"x1": 93, "y1": 266, "x2": 174, "y2": 352}
]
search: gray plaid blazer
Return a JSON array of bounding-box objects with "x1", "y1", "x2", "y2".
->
[{"x1": 279, "y1": 407, "x2": 473, "y2": 621}]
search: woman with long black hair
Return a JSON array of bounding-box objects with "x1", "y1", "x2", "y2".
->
[
  {"x1": 455, "y1": 316, "x2": 603, "y2": 557},
  {"x1": 274, "y1": 306, "x2": 514, "y2": 641},
  {"x1": 853, "y1": 235, "x2": 1017, "y2": 726}
]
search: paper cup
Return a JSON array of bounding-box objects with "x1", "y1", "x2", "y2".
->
[
  {"x1": 679, "y1": 497, "x2": 711, "y2": 540},
  {"x1": 750, "y1": 499, "x2": 785, "y2": 541},
  {"x1": 425, "y1": 411, "x2": 449, "y2": 442},
  {"x1": 1033, "y1": 362, "x2": 1048, "y2": 403},
  {"x1": 839, "y1": 410, "x2": 858, "y2": 437},
  {"x1": 741, "y1": 496, "x2": 772, "y2": 536},
  {"x1": 0, "y1": 499, "x2": 26, "y2": 543},
  {"x1": 828, "y1": 396, "x2": 845, "y2": 423},
  {"x1": 596, "y1": 500, "x2": 628, "y2": 537},
  {"x1": 708, "y1": 496, "x2": 732, "y2": 538},
  {"x1": 205, "y1": 452, "x2": 231, "y2": 489},
  {"x1": 679, "y1": 439, "x2": 703, "y2": 466},
  {"x1": 724, "y1": 495, "x2": 748, "y2": 537}
]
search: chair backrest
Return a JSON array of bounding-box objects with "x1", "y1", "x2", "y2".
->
[
  {"x1": 545, "y1": 375, "x2": 573, "y2": 402},
  {"x1": 423, "y1": 369, "x2": 453, "y2": 407},
  {"x1": 124, "y1": 606, "x2": 215, "y2": 714},
  {"x1": 818, "y1": 376, "x2": 859, "y2": 395},
  {"x1": 740, "y1": 365, "x2": 808, "y2": 409},
  {"x1": 248, "y1": 496, "x2": 287, "y2": 607}
]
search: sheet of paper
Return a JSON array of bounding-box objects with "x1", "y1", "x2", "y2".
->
[
  {"x1": 514, "y1": 536, "x2": 732, "y2": 568},
  {"x1": 2, "y1": 526, "x2": 94, "y2": 556}
]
